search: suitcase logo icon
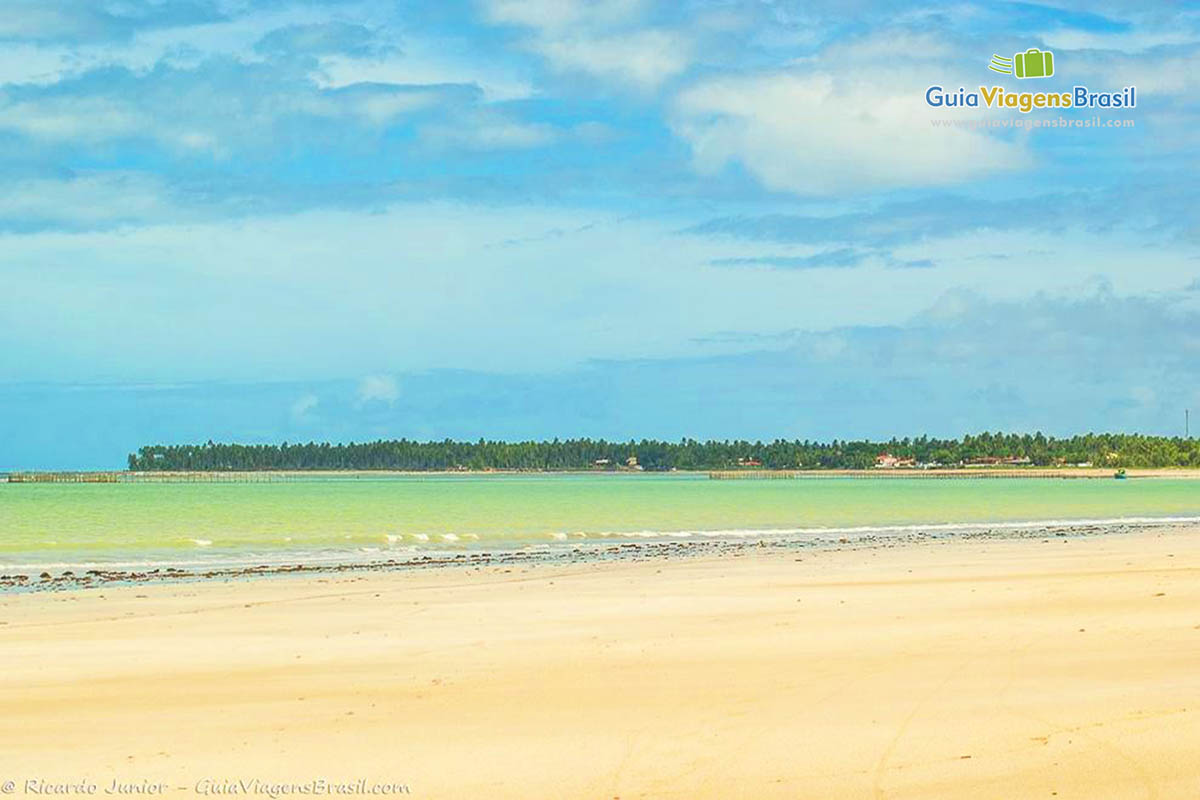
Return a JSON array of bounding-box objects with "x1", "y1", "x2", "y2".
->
[{"x1": 988, "y1": 48, "x2": 1055, "y2": 79}]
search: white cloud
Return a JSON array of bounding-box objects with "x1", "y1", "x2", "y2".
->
[
  {"x1": 0, "y1": 4, "x2": 532, "y2": 115},
  {"x1": 0, "y1": 94, "x2": 149, "y2": 141},
  {"x1": 480, "y1": 0, "x2": 690, "y2": 89},
  {"x1": 357, "y1": 374, "x2": 399, "y2": 406},
  {"x1": 536, "y1": 29, "x2": 690, "y2": 89},
  {"x1": 483, "y1": 0, "x2": 646, "y2": 31},
  {"x1": 1065, "y1": 46, "x2": 1200, "y2": 96},
  {"x1": 0, "y1": 173, "x2": 178, "y2": 230},
  {"x1": 1040, "y1": 29, "x2": 1200, "y2": 54},
  {"x1": 421, "y1": 118, "x2": 558, "y2": 150},
  {"x1": 0, "y1": 44, "x2": 78, "y2": 85},
  {"x1": 0, "y1": 5, "x2": 114, "y2": 42},
  {"x1": 315, "y1": 52, "x2": 534, "y2": 102},
  {"x1": 0, "y1": 6, "x2": 332, "y2": 87},
  {"x1": 344, "y1": 87, "x2": 446, "y2": 124},
  {"x1": 0, "y1": 203, "x2": 922, "y2": 381},
  {"x1": 0, "y1": 70, "x2": 453, "y2": 156},
  {"x1": 670, "y1": 33, "x2": 1032, "y2": 194},
  {"x1": 290, "y1": 393, "x2": 320, "y2": 423},
  {"x1": 3, "y1": 201, "x2": 1195, "y2": 385}
]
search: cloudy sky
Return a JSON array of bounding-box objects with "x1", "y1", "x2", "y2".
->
[{"x1": 1, "y1": 0, "x2": 1198, "y2": 468}]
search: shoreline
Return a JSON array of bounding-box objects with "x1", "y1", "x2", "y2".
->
[
  {"x1": 5, "y1": 516, "x2": 1195, "y2": 593},
  {"x1": 7, "y1": 466, "x2": 1200, "y2": 482}
]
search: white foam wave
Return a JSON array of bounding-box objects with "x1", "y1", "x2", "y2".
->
[
  {"x1": 4, "y1": 515, "x2": 1196, "y2": 577},
  {"x1": 566, "y1": 515, "x2": 1200, "y2": 541}
]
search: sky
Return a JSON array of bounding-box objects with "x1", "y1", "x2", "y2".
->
[{"x1": 1, "y1": 0, "x2": 1199, "y2": 468}]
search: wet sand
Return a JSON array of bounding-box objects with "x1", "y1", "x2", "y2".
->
[{"x1": 2, "y1": 527, "x2": 1198, "y2": 799}]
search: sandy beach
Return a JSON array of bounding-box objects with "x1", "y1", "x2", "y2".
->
[{"x1": 2, "y1": 527, "x2": 1198, "y2": 799}]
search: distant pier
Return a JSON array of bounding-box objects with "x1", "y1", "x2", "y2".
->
[
  {"x1": 5, "y1": 472, "x2": 120, "y2": 483},
  {"x1": 4, "y1": 471, "x2": 302, "y2": 484},
  {"x1": 708, "y1": 471, "x2": 801, "y2": 480}
]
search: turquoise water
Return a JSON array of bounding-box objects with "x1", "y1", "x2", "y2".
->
[{"x1": 1, "y1": 474, "x2": 1198, "y2": 570}]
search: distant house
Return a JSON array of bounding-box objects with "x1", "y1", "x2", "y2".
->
[
  {"x1": 965, "y1": 455, "x2": 1031, "y2": 467},
  {"x1": 964, "y1": 456, "x2": 1003, "y2": 467},
  {"x1": 736, "y1": 457, "x2": 763, "y2": 467},
  {"x1": 624, "y1": 455, "x2": 643, "y2": 470},
  {"x1": 593, "y1": 458, "x2": 610, "y2": 467},
  {"x1": 875, "y1": 453, "x2": 915, "y2": 469}
]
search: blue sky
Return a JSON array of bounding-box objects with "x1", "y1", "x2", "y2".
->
[{"x1": 1, "y1": 0, "x2": 1198, "y2": 468}]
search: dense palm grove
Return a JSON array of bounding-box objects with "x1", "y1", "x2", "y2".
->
[{"x1": 128, "y1": 433, "x2": 1200, "y2": 471}]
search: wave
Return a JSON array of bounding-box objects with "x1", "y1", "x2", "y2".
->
[
  {"x1": 580, "y1": 515, "x2": 1200, "y2": 540},
  {"x1": 3, "y1": 515, "x2": 1197, "y2": 576}
]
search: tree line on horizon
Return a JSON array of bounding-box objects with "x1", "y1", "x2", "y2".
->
[{"x1": 127, "y1": 433, "x2": 1200, "y2": 471}]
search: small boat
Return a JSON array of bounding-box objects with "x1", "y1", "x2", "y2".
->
[{"x1": 1114, "y1": 469, "x2": 1127, "y2": 480}]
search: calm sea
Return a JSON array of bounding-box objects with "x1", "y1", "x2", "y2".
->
[{"x1": 2, "y1": 474, "x2": 1198, "y2": 571}]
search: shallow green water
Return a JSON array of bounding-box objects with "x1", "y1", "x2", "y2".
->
[{"x1": 1, "y1": 474, "x2": 1197, "y2": 569}]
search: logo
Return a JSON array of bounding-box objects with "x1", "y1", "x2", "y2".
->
[
  {"x1": 924, "y1": 45, "x2": 1135, "y2": 114},
  {"x1": 989, "y1": 48, "x2": 1055, "y2": 79}
]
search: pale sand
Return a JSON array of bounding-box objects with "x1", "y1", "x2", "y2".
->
[{"x1": 2, "y1": 529, "x2": 1199, "y2": 799}]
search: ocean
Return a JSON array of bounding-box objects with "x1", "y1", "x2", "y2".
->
[{"x1": 2, "y1": 473, "x2": 1199, "y2": 575}]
